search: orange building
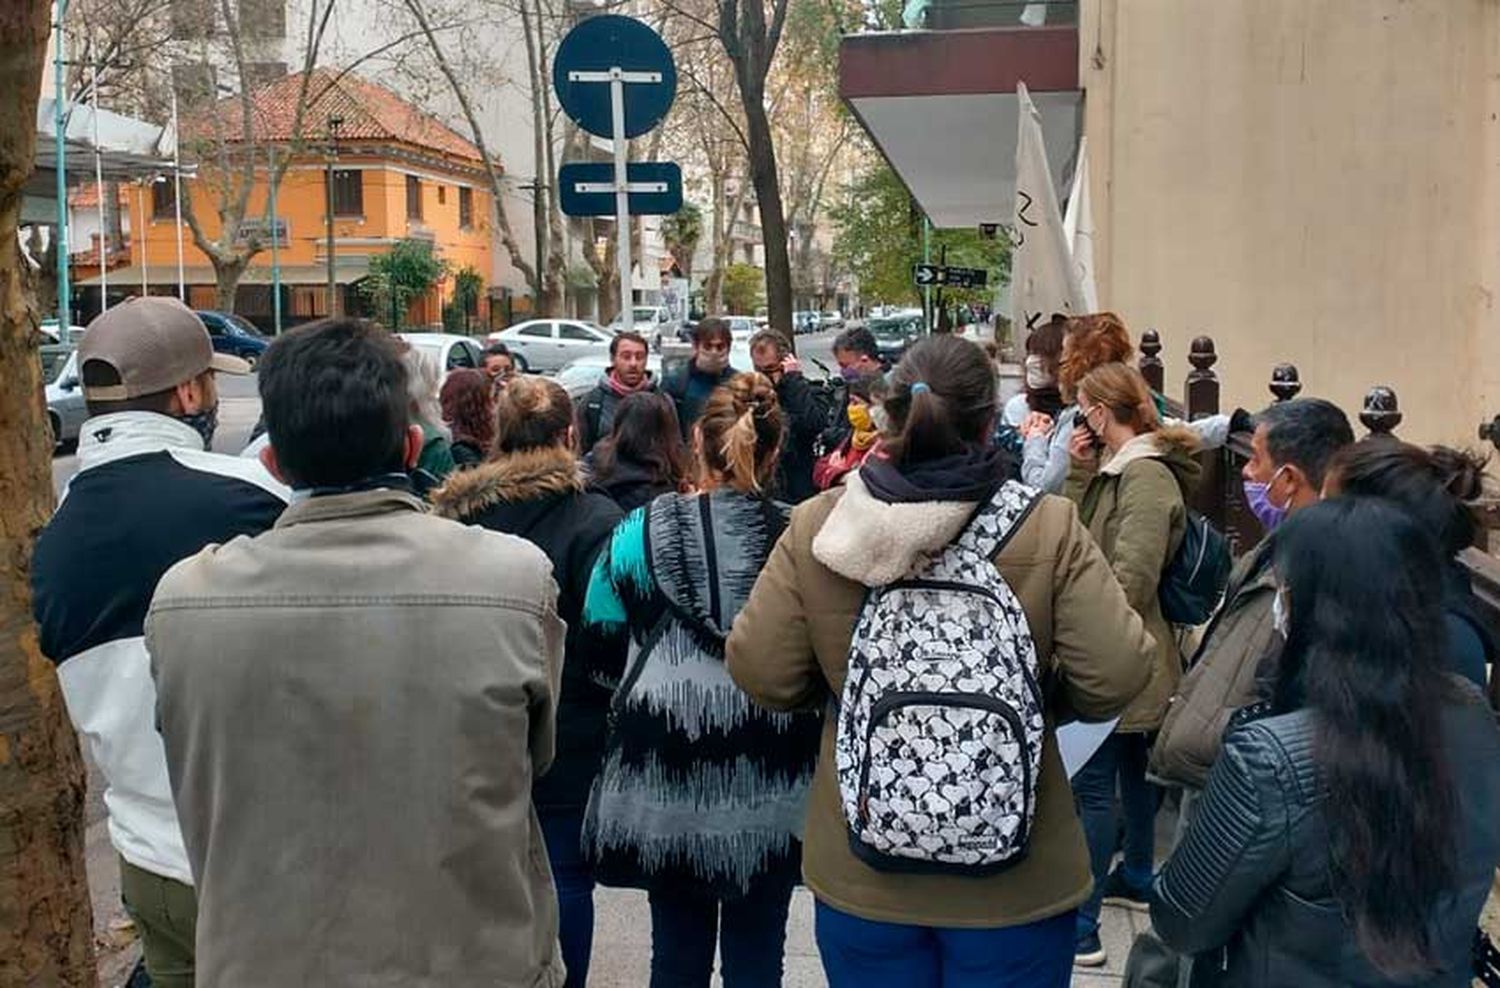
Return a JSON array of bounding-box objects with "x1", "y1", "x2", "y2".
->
[{"x1": 78, "y1": 70, "x2": 495, "y2": 331}]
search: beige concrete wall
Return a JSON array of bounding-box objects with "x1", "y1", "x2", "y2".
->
[{"x1": 1081, "y1": 0, "x2": 1500, "y2": 447}]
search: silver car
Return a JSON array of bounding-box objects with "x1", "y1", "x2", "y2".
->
[
  {"x1": 489, "y1": 319, "x2": 614, "y2": 373},
  {"x1": 556, "y1": 341, "x2": 755, "y2": 401},
  {"x1": 43, "y1": 345, "x2": 86, "y2": 449}
]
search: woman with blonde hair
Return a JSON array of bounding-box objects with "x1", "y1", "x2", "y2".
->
[
  {"x1": 581, "y1": 373, "x2": 822, "y2": 987},
  {"x1": 1064, "y1": 361, "x2": 1202, "y2": 967},
  {"x1": 1019, "y1": 313, "x2": 1234, "y2": 495}
]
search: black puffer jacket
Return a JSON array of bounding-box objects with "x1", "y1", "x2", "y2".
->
[
  {"x1": 771, "y1": 371, "x2": 830, "y2": 505},
  {"x1": 1152, "y1": 685, "x2": 1500, "y2": 987},
  {"x1": 431, "y1": 445, "x2": 625, "y2": 812}
]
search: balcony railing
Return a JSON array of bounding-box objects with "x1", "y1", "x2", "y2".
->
[{"x1": 907, "y1": 0, "x2": 1078, "y2": 32}]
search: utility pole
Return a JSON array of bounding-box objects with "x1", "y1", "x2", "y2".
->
[
  {"x1": 268, "y1": 144, "x2": 281, "y2": 333},
  {"x1": 325, "y1": 115, "x2": 342, "y2": 317},
  {"x1": 520, "y1": 177, "x2": 546, "y2": 315}
]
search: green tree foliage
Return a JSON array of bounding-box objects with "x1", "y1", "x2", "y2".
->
[
  {"x1": 660, "y1": 202, "x2": 703, "y2": 278},
  {"x1": 721, "y1": 263, "x2": 765, "y2": 314},
  {"x1": 362, "y1": 239, "x2": 449, "y2": 330},
  {"x1": 832, "y1": 161, "x2": 1010, "y2": 307},
  {"x1": 452, "y1": 266, "x2": 484, "y2": 333}
]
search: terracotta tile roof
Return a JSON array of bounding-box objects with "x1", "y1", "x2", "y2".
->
[{"x1": 185, "y1": 69, "x2": 487, "y2": 164}]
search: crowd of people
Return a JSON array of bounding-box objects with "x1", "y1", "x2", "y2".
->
[{"x1": 29, "y1": 295, "x2": 1500, "y2": 988}]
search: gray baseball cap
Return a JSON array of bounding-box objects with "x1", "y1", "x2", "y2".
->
[{"x1": 79, "y1": 297, "x2": 249, "y2": 401}]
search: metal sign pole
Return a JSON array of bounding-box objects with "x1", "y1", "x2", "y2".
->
[{"x1": 609, "y1": 68, "x2": 633, "y2": 334}]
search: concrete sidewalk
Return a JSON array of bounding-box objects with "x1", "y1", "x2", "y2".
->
[{"x1": 91, "y1": 852, "x2": 1144, "y2": 987}]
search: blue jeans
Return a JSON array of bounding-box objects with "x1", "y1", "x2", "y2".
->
[
  {"x1": 814, "y1": 900, "x2": 1075, "y2": 988},
  {"x1": 539, "y1": 808, "x2": 596, "y2": 988},
  {"x1": 1072, "y1": 732, "x2": 1158, "y2": 938},
  {"x1": 647, "y1": 872, "x2": 796, "y2": 987}
]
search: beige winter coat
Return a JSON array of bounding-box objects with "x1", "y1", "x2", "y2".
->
[
  {"x1": 726, "y1": 475, "x2": 1155, "y2": 928},
  {"x1": 147, "y1": 488, "x2": 566, "y2": 987}
]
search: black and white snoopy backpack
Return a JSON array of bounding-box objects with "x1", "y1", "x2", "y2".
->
[{"x1": 836, "y1": 480, "x2": 1046, "y2": 874}]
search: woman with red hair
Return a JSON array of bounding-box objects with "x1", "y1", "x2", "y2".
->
[
  {"x1": 439, "y1": 368, "x2": 495, "y2": 470},
  {"x1": 1019, "y1": 313, "x2": 1235, "y2": 493}
]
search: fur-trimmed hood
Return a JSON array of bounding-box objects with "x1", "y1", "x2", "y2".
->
[
  {"x1": 1098, "y1": 425, "x2": 1202, "y2": 497},
  {"x1": 431, "y1": 445, "x2": 585, "y2": 520},
  {"x1": 812, "y1": 471, "x2": 977, "y2": 587}
]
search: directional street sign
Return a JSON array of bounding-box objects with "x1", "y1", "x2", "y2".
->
[
  {"x1": 552, "y1": 15, "x2": 680, "y2": 334},
  {"x1": 553, "y1": 15, "x2": 677, "y2": 139},
  {"x1": 559, "y1": 162, "x2": 683, "y2": 217},
  {"x1": 913, "y1": 264, "x2": 989, "y2": 289}
]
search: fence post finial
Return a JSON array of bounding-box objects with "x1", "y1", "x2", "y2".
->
[
  {"x1": 1269, "y1": 363, "x2": 1302, "y2": 403},
  {"x1": 1360, "y1": 385, "x2": 1402, "y2": 438},
  {"x1": 1185, "y1": 336, "x2": 1220, "y2": 421}
]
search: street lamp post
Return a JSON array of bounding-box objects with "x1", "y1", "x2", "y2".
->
[
  {"x1": 170, "y1": 86, "x2": 185, "y2": 300},
  {"x1": 268, "y1": 144, "x2": 282, "y2": 333},
  {"x1": 325, "y1": 115, "x2": 342, "y2": 318}
]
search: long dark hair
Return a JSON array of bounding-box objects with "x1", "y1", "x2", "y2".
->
[
  {"x1": 1326, "y1": 441, "x2": 1488, "y2": 556},
  {"x1": 1272, "y1": 498, "x2": 1458, "y2": 977},
  {"x1": 883, "y1": 335, "x2": 997, "y2": 466},
  {"x1": 593, "y1": 391, "x2": 690, "y2": 492}
]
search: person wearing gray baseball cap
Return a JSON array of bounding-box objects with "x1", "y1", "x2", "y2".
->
[
  {"x1": 77, "y1": 295, "x2": 250, "y2": 449},
  {"x1": 31, "y1": 297, "x2": 288, "y2": 987}
]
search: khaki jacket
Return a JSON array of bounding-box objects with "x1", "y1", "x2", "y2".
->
[
  {"x1": 147, "y1": 488, "x2": 565, "y2": 987},
  {"x1": 1150, "y1": 541, "x2": 1278, "y2": 790},
  {"x1": 726, "y1": 475, "x2": 1155, "y2": 928},
  {"x1": 1067, "y1": 430, "x2": 1201, "y2": 732}
]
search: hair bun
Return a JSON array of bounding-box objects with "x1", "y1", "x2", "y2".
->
[{"x1": 1429, "y1": 445, "x2": 1490, "y2": 501}]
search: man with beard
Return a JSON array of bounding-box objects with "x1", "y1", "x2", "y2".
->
[{"x1": 577, "y1": 331, "x2": 654, "y2": 454}]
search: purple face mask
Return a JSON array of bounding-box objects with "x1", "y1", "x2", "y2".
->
[
  {"x1": 1243, "y1": 467, "x2": 1290, "y2": 531},
  {"x1": 840, "y1": 365, "x2": 862, "y2": 382}
]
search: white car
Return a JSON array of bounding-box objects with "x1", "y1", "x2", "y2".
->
[
  {"x1": 396, "y1": 332, "x2": 487, "y2": 375},
  {"x1": 489, "y1": 319, "x2": 613, "y2": 373}
]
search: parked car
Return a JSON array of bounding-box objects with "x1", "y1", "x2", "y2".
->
[
  {"x1": 606, "y1": 306, "x2": 679, "y2": 347},
  {"x1": 488, "y1": 318, "x2": 614, "y2": 373},
  {"x1": 792, "y1": 311, "x2": 821, "y2": 335},
  {"x1": 866, "y1": 310, "x2": 925, "y2": 364},
  {"x1": 820, "y1": 311, "x2": 845, "y2": 331},
  {"x1": 397, "y1": 332, "x2": 487, "y2": 376},
  {"x1": 195, "y1": 310, "x2": 271, "y2": 369},
  {"x1": 43, "y1": 345, "x2": 86, "y2": 450},
  {"x1": 40, "y1": 320, "x2": 88, "y2": 345}
]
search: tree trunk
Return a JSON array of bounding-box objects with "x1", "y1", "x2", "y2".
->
[
  {"x1": 743, "y1": 91, "x2": 792, "y2": 339},
  {"x1": 212, "y1": 255, "x2": 248, "y2": 313},
  {"x1": 0, "y1": 4, "x2": 97, "y2": 985}
]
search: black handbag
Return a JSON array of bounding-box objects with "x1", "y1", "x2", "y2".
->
[{"x1": 1160, "y1": 510, "x2": 1232, "y2": 627}]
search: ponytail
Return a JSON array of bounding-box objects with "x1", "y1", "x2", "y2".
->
[
  {"x1": 698, "y1": 372, "x2": 783, "y2": 492},
  {"x1": 882, "y1": 336, "x2": 997, "y2": 466}
]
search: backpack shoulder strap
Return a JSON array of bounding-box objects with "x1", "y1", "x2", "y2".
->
[{"x1": 954, "y1": 481, "x2": 1043, "y2": 563}]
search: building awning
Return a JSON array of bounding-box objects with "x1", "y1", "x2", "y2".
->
[
  {"x1": 840, "y1": 24, "x2": 1082, "y2": 228},
  {"x1": 76, "y1": 258, "x2": 372, "y2": 288},
  {"x1": 26, "y1": 99, "x2": 187, "y2": 224}
]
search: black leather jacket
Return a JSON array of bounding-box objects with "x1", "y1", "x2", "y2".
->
[{"x1": 1152, "y1": 687, "x2": 1500, "y2": 987}]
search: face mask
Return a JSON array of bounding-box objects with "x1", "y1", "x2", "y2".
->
[
  {"x1": 1025, "y1": 355, "x2": 1054, "y2": 390},
  {"x1": 696, "y1": 350, "x2": 729, "y2": 374},
  {"x1": 1076, "y1": 406, "x2": 1104, "y2": 450},
  {"x1": 1272, "y1": 589, "x2": 1290, "y2": 638},
  {"x1": 869, "y1": 404, "x2": 890, "y2": 433},
  {"x1": 847, "y1": 403, "x2": 873, "y2": 433},
  {"x1": 180, "y1": 403, "x2": 219, "y2": 450},
  {"x1": 840, "y1": 365, "x2": 862, "y2": 382},
  {"x1": 1244, "y1": 466, "x2": 1290, "y2": 531}
]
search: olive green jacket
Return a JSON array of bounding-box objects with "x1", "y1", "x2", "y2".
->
[
  {"x1": 726, "y1": 475, "x2": 1154, "y2": 928},
  {"x1": 1066, "y1": 429, "x2": 1202, "y2": 732}
]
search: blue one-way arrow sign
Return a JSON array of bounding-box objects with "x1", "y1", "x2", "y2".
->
[{"x1": 559, "y1": 161, "x2": 683, "y2": 217}]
